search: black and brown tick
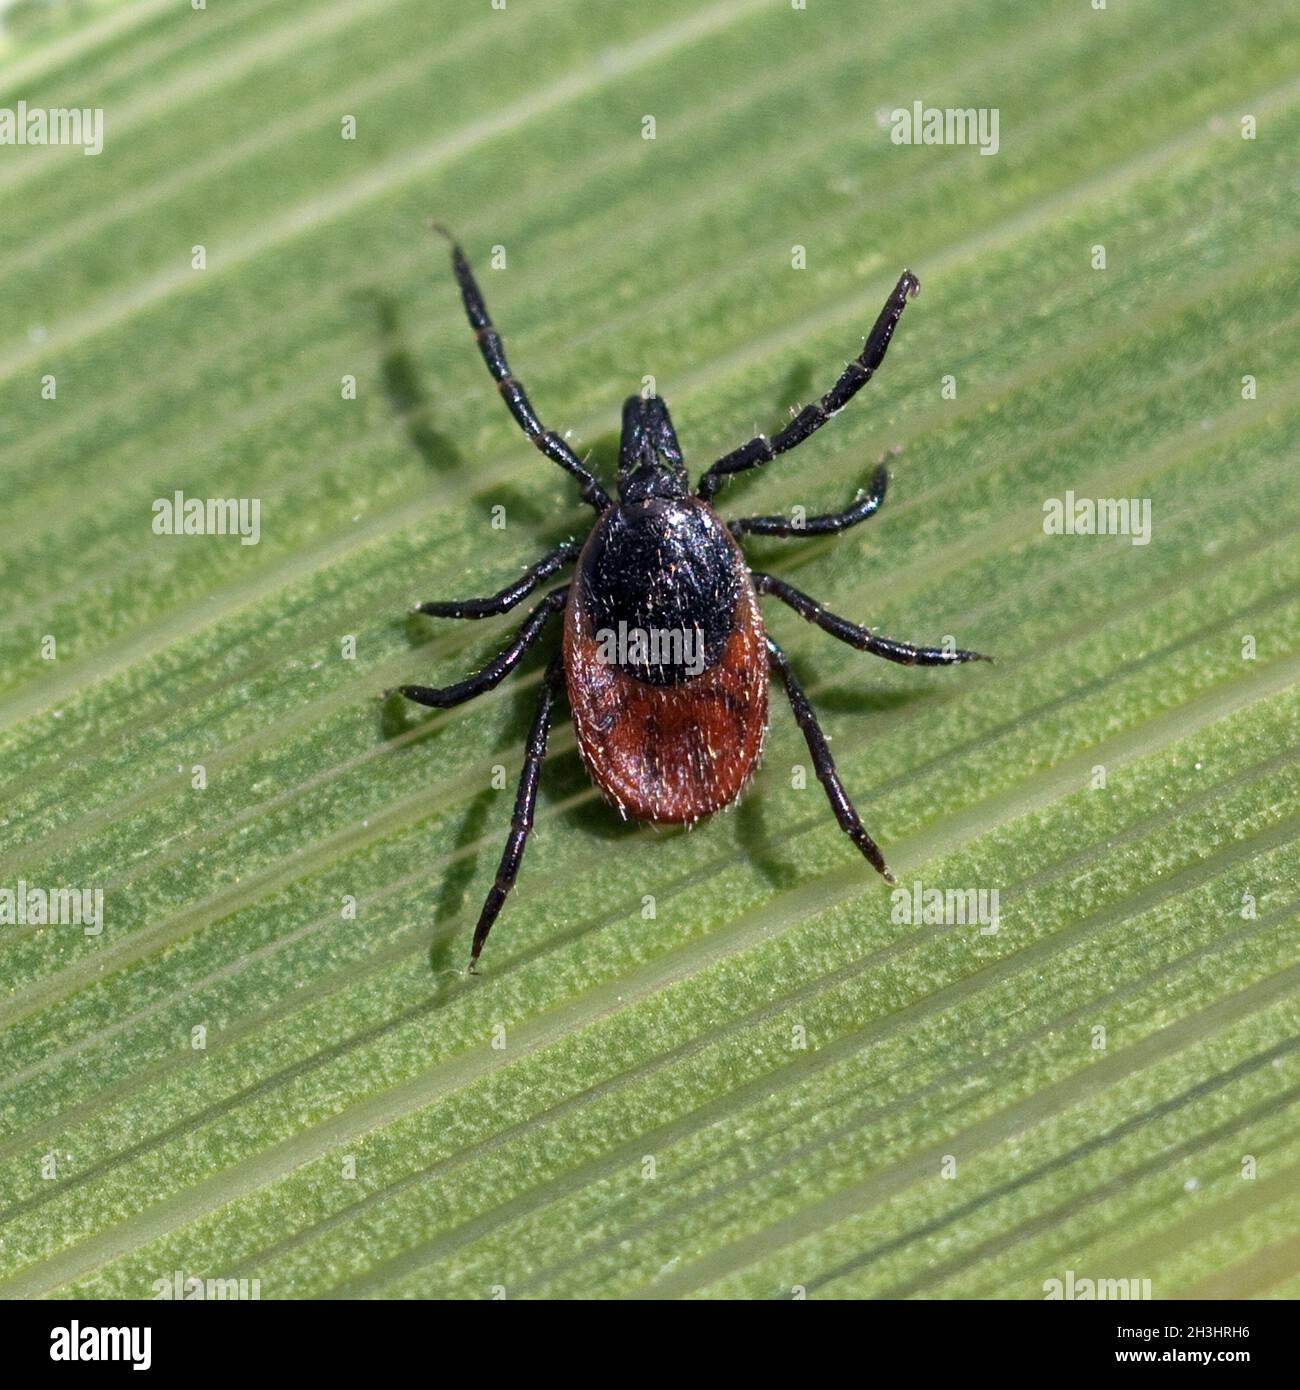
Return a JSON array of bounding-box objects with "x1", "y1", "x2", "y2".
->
[{"x1": 389, "y1": 227, "x2": 988, "y2": 970}]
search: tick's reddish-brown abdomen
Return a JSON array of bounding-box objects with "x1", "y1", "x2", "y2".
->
[{"x1": 564, "y1": 500, "x2": 768, "y2": 824}]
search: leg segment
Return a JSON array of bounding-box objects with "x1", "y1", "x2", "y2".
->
[
  {"x1": 729, "y1": 461, "x2": 888, "y2": 538},
  {"x1": 766, "y1": 637, "x2": 894, "y2": 882},
  {"x1": 433, "y1": 225, "x2": 610, "y2": 512},
  {"x1": 469, "y1": 653, "x2": 565, "y2": 969},
  {"x1": 412, "y1": 539, "x2": 580, "y2": 619},
  {"x1": 698, "y1": 271, "x2": 919, "y2": 502},
  {"x1": 391, "y1": 586, "x2": 567, "y2": 708},
  {"x1": 753, "y1": 573, "x2": 987, "y2": 666}
]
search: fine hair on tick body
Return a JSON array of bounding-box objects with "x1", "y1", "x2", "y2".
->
[{"x1": 387, "y1": 225, "x2": 988, "y2": 970}]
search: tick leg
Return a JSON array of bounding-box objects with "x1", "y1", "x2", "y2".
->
[
  {"x1": 412, "y1": 539, "x2": 580, "y2": 619},
  {"x1": 390, "y1": 586, "x2": 567, "y2": 708},
  {"x1": 753, "y1": 573, "x2": 987, "y2": 666},
  {"x1": 432, "y1": 225, "x2": 611, "y2": 513},
  {"x1": 729, "y1": 461, "x2": 888, "y2": 538},
  {"x1": 697, "y1": 271, "x2": 919, "y2": 502},
  {"x1": 469, "y1": 653, "x2": 564, "y2": 970},
  {"x1": 766, "y1": 636, "x2": 894, "y2": 883}
]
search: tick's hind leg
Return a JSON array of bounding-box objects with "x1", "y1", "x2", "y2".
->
[
  {"x1": 412, "y1": 540, "x2": 580, "y2": 619},
  {"x1": 469, "y1": 653, "x2": 564, "y2": 970},
  {"x1": 767, "y1": 637, "x2": 895, "y2": 883},
  {"x1": 753, "y1": 573, "x2": 988, "y2": 666},
  {"x1": 389, "y1": 586, "x2": 567, "y2": 708},
  {"x1": 729, "y1": 461, "x2": 888, "y2": 538},
  {"x1": 432, "y1": 225, "x2": 610, "y2": 512}
]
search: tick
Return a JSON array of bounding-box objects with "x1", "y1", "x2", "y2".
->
[{"x1": 390, "y1": 228, "x2": 987, "y2": 970}]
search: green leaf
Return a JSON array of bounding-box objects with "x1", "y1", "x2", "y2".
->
[{"x1": 2, "y1": 0, "x2": 1297, "y2": 1300}]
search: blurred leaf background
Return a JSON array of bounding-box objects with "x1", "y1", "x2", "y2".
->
[{"x1": 1, "y1": 0, "x2": 1298, "y2": 1299}]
